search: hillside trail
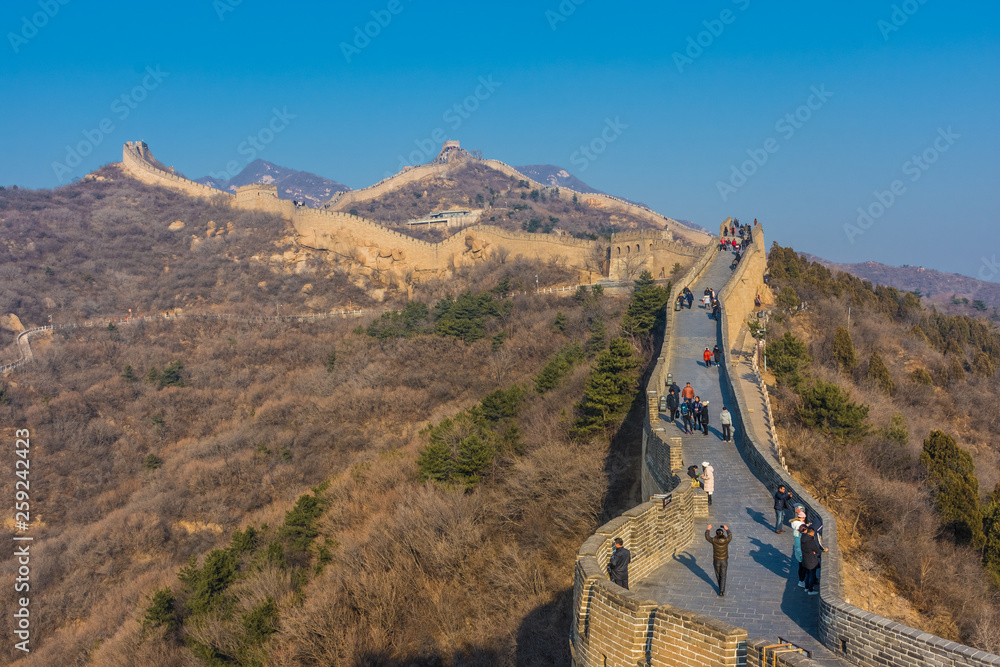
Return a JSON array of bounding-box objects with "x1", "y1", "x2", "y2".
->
[{"x1": 633, "y1": 252, "x2": 847, "y2": 665}]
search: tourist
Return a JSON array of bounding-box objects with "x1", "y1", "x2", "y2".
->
[
  {"x1": 705, "y1": 524, "x2": 732, "y2": 596},
  {"x1": 666, "y1": 390, "x2": 679, "y2": 423},
  {"x1": 703, "y1": 347, "x2": 713, "y2": 368},
  {"x1": 719, "y1": 407, "x2": 732, "y2": 442},
  {"x1": 608, "y1": 537, "x2": 631, "y2": 590},
  {"x1": 681, "y1": 382, "x2": 695, "y2": 401},
  {"x1": 791, "y1": 511, "x2": 807, "y2": 588},
  {"x1": 713, "y1": 345, "x2": 722, "y2": 365},
  {"x1": 699, "y1": 400, "x2": 710, "y2": 436},
  {"x1": 681, "y1": 400, "x2": 694, "y2": 434},
  {"x1": 702, "y1": 462, "x2": 714, "y2": 505},
  {"x1": 773, "y1": 485, "x2": 793, "y2": 533},
  {"x1": 801, "y1": 527, "x2": 821, "y2": 595}
]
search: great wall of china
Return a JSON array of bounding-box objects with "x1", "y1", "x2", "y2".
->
[
  {"x1": 45, "y1": 143, "x2": 998, "y2": 665},
  {"x1": 120, "y1": 141, "x2": 708, "y2": 284},
  {"x1": 572, "y1": 224, "x2": 1000, "y2": 667}
]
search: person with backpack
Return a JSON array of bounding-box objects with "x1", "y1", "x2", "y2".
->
[{"x1": 680, "y1": 400, "x2": 694, "y2": 434}]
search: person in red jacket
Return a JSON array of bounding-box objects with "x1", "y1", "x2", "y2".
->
[{"x1": 703, "y1": 347, "x2": 713, "y2": 368}]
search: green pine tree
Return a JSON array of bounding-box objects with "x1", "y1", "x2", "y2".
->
[
  {"x1": 765, "y1": 332, "x2": 811, "y2": 388},
  {"x1": 417, "y1": 440, "x2": 454, "y2": 483},
  {"x1": 585, "y1": 318, "x2": 607, "y2": 357},
  {"x1": 866, "y1": 351, "x2": 895, "y2": 395},
  {"x1": 325, "y1": 349, "x2": 336, "y2": 373},
  {"x1": 455, "y1": 434, "x2": 496, "y2": 485},
  {"x1": 143, "y1": 588, "x2": 177, "y2": 631},
  {"x1": 982, "y1": 499, "x2": 1000, "y2": 584},
  {"x1": 920, "y1": 430, "x2": 985, "y2": 547},
  {"x1": 572, "y1": 338, "x2": 639, "y2": 438},
  {"x1": 122, "y1": 365, "x2": 136, "y2": 382},
  {"x1": 552, "y1": 312, "x2": 568, "y2": 333},
  {"x1": 797, "y1": 380, "x2": 869, "y2": 441},
  {"x1": 831, "y1": 326, "x2": 857, "y2": 371}
]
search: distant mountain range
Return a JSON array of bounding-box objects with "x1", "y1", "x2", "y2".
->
[
  {"x1": 805, "y1": 255, "x2": 1000, "y2": 313},
  {"x1": 191, "y1": 157, "x2": 713, "y2": 235},
  {"x1": 513, "y1": 164, "x2": 603, "y2": 194},
  {"x1": 195, "y1": 160, "x2": 350, "y2": 208}
]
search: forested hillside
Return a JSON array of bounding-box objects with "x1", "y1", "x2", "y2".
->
[
  {"x1": 763, "y1": 244, "x2": 1000, "y2": 651},
  {"x1": 0, "y1": 174, "x2": 672, "y2": 665}
]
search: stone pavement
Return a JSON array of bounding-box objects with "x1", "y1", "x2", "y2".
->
[{"x1": 634, "y1": 251, "x2": 847, "y2": 665}]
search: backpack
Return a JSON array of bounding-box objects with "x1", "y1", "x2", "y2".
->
[{"x1": 680, "y1": 403, "x2": 689, "y2": 417}]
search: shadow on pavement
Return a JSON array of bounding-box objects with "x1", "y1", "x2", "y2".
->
[{"x1": 673, "y1": 550, "x2": 716, "y2": 589}]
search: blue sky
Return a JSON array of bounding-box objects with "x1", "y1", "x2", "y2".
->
[{"x1": 2, "y1": 0, "x2": 998, "y2": 278}]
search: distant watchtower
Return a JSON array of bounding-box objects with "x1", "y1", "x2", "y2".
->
[{"x1": 235, "y1": 183, "x2": 278, "y2": 203}]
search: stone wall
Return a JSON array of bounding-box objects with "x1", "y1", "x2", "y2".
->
[
  {"x1": 572, "y1": 492, "x2": 754, "y2": 667},
  {"x1": 745, "y1": 639, "x2": 826, "y2": 667},
  {"x1": 719, "y1": 225, "x2": 767, "y2": 349},
  {"x1": 716, "y1": 228, "x2": 1000, "y2": 667},
  {"x1": 119, "y1": 141, "x2": 705, "y2": 283}
]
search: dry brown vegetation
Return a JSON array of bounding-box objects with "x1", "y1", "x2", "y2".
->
[
  {"x1": 347, "y1": 159, "x2": 665, "y2": 241},
  {"x1": 0, "y1": 174, "x2": 652, "y2": 666},
  {"x1": 765, "y1": 246, "x2": 1000, "y2": 652}
]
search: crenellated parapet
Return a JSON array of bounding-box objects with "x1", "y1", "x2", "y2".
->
[{"x1": 118, "y1": 141, "x2": 708, "y2": 283}]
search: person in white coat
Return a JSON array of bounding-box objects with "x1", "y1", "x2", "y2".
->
[{"x1": 701, "y1": 461, "x2": 715, "y2": 505}]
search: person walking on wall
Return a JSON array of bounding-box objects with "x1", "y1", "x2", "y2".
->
[
  {"x1": 703, "y1": 347, "x2": 713, "y2": 368},
  {"x1": 681, "y1": 382, "x2": 695, "y2": 401},
  {"x1": 801, "y1": 527, "x2": 821, "y2": 595},
  {"x1": 773, "y1": 485, "x2": 793, "y2": 533},
  {"x1": 705, "y1": 524, "x2": 732, "y2": 596},
  {"x1": 699, "y1": 400, "x2": 710, "y2": 436},
  {"x1": 608, "y1": 537, "x2": 631, "y2": 590},
  {"x1": 719, "y1": 406, "x2": 732, "y2": 442},
  {"x1": 701, "y1": 462, "x2": 715, "y2": 505},
  {"x1": 713, "y1": 345, "x2": 722, "y2": 365}
]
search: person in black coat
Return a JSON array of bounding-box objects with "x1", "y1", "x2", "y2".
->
[
  {"x1": 800, "y1": 528, "x2": 822, "y2": 594},
  {"x1": 666, "y1": 391, "x2": 679, "y2": 423},
  {"x1": 608, "y1": 537, "x2": 631, "y2": 590},
  {"x1": 699, "y1": 401, "x2": 710, "y2": 436}
]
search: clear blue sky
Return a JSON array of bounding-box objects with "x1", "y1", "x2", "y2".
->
[{"x1": 2, "y1": 1, "x2": 998, "y2": 278}]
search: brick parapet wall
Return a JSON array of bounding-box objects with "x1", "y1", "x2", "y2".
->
[
  {"x1": 120, "y1": 142, "x2": 705, "y2": 282},
  {"x1": 572, "y1": 490, "x2": 753, "y2": 667},
  {"x1": 716, "y1": 228, "x2": 1000, "y2": 667}
]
